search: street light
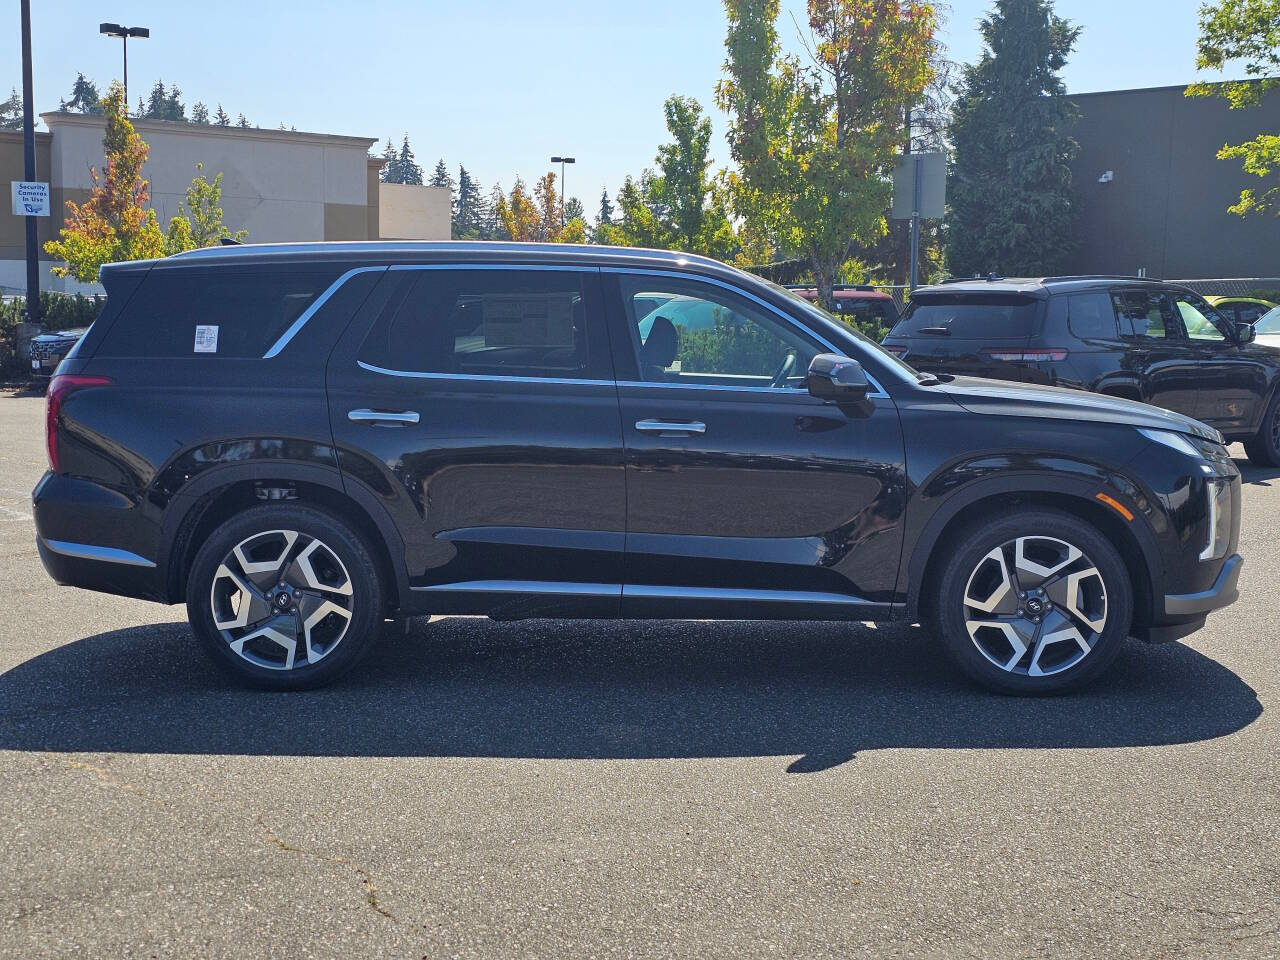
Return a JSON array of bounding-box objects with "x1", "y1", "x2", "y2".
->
[
  {"x1": 550, "y1": 155, "x2": 575, "y2": 227},
  {"x1": 99, "y1": 23, "x2": 149, "y2": 106}
]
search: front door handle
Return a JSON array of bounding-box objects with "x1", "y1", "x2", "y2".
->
[
  {"x1": 635, "y1": 418, "x2": 706, "y2": 435},
  {"x1": 348, "y1": 408, "x2": 420, "y2": 425}
]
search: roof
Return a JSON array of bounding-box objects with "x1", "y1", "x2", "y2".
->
[
  {"x1": 40, "y1": 110, "x2": 378, "y2": 150},
  {"x1": 789, "y1": 286, "x2": 893, "y2": 301},
  {"x1": 916, "y1": 275, "x2": 1174, "y2": 298}
]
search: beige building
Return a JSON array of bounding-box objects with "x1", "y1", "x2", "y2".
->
[{"x1": 2, "y1": 113, "x2": 451, "y2": 295}]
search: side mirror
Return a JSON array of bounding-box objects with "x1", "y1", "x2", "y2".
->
[
  {"x1": 807, "y1": 353, "x2": 870, "y2": 402},
  {"x1": 1236, "y1": 321, "x2": 1257, "y2": 344}
]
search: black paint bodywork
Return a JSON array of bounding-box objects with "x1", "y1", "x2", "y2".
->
[
  {"x1": 34, "y1": 244, "x2": 1243, "y2": 642},
  {"x1": 884, "y1": 277, "x2": 1280, "y2": 443}
]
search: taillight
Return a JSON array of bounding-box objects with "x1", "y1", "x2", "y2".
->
[
  {"x1": 979, "y1": 348, "x2": 1069, "y2": 362},
  {"x1": 45, "y1": 374, "x2": 111, "y2": 473}
]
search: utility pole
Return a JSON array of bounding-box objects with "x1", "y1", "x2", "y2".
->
[
  {"x1": 907, "y1": 109, "x2": 922, "y2": 292},
  {"x1": 20, "y1": 0, "x2": 39, "y2": 323}
]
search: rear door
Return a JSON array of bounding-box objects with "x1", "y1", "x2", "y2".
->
[
  {"x1": 326, "y1": 265, "x2": 626, "y2": 616},
  {"x1": 1110, "y1": 289, "x2": 1200, "y2": 417},
  {"x1": 883, "y1": 293, "x2": 1045, "y2": 383}
]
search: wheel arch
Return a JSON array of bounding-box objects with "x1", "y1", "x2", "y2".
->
[
  {"x1": 159, "y1": 463, "x2": 409, "y2": 611},
  {"x1": 905, "y1": 479, "x2": 1158, "y2": 634}
]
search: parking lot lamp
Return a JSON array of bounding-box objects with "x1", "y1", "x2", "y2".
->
[{"x1": 99, "y1": 23, "x2": 150, "y2": 106}]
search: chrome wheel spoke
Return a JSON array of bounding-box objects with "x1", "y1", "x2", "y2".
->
[{"x1": 228, "y1": 615, "x2": 300, "y2": 671}]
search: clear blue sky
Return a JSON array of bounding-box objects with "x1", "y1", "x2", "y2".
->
[{"x1": 4, "y1": 1, "x2": 1244, "y2": 213}]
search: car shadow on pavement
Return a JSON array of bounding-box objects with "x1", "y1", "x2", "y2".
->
[
  {"x1": 1235, "y1": 458, "x2": 1280, "y2": 486},
  {"x1": 0, "y1": 618, "x2": 1261, "y2": 773}
]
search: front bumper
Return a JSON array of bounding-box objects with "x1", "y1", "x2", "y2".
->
[{"x1": 1164, "y1": 553, "x2": 1243, "y2": 617}]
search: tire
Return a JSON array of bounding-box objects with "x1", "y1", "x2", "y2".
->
[
  {"x1": 1243, "y1": 390, "x2": 1280, "y2": 467},
  {"x1": 186, "y1": 504, "x2": 385, "y2": 690},
  {"x1": 931, "y1": 507, "x2": 1134, "y2": 695}
]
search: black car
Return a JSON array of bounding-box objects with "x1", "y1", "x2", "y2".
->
[
  {"x1": 29, "y1": 327, "x2": 88, "y2": 379},
  {"x1": 882, "y1": 276, "x2": 1280, "y2": 465},
  {"x1": 34, "y1": 244, "x2": 1242, "y2": 694}
]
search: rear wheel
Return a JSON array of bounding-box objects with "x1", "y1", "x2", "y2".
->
[
  {"x1": 1243, "y1": 390, "x2": 1280, "y2": 466},
  {"x1": 932, "y1": 508, "x2": 1133, "y2": 695},
  {"x1": 187, "y1": 504, "x2": 384, "y2": 690}
]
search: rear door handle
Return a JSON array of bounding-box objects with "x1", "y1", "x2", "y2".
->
[
  {"x1": 635, "y1": 419, "x2": 706, "y2": 435},
  {"x1": 348, "y1": 408, "x2": 420, "y2": 425}
]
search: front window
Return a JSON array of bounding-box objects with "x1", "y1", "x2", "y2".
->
[
  {"x1": 621, "y1": 276, "x2": 818, "y2": 389},
  {"x1": 1113, "y1": 291, "x2": 1179, "y2": 339},
  {"x1": 1174, "y1": 295, "x2": 1228, "y2": 342}
]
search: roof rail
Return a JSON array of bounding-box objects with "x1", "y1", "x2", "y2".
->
[{"x1": 1039, "y1": 274, "x2": 1164, "y2": 284}]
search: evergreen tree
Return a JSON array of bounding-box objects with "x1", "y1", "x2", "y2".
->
[
  {"x1": 59, "y1": 73, "x2": 103, "y2": 114},
  {"x1": 144, "y1": 81, "x2": 167, "y2": 119},
  {"x1": 166, "y1": 83, "x2": 186, "y2": 121},
  {"x1": 214, "y1": 104, "x2": 230, "y2": 126},
  {"x1": 564, "y1": 196, "x2": 586, "y2": 224},
  {"x1": 0, "y1": 88, "x2": 21, "y2": 130},
  {"x1": 236, "y1": 114, "x2": 250, "y2": 128},
  {"x1": 484, "y1": 183, "x2": 510, "y2": 240},
  {"x1": 191, "y1": 101, "x2": 210, "y2": 124},
  {"x1": 596, "y1": 186, "x2": 614, "y2": 229},
  {"x1": 135, "y1": 96, "x2": 145, "y2": 118},
  {"x1": 378, "y1": 139, "x2": 399, "y2": 183},
  {"x1": 397, "y1": 134, "x2": 423, "y2": 185},
  {"x1": 455, "y1": 165, "x2": 484, "y2": 238},
  {"x1": 946, "y1": 0, "x2": 1081, "y2": 276},
  {"x1": 429, "y1": 158, "x2": 457, "y2": 209}
]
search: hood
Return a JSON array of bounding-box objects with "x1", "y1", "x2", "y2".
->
[
  {"x1": 32, "y1": 329, "x2": 87, "y2": 342},
  {"x1": 940, "y1": 376, "x2": 1223, "y2": 443}
]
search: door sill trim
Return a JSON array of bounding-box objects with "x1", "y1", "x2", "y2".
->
[{"x1": 623, "y1": 585, "x2": 868, "y2": 604}]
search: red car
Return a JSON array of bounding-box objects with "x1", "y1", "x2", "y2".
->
[{"x1": 787, "y1": 285, "x2": 900, "y2": 328}]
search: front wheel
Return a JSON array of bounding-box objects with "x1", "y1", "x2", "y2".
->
[
  {"x1": 932, "y1": 508, "x2": 1134, "y2": 695},
  {"x1": 1243, "y1": 390, "x2": 1280, "y2": 467},
  {"x1": 186, "y1": 504, "x2": 385, "y2": 690}
]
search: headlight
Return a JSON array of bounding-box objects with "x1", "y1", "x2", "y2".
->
[
  {"x1": 1139, "y1": 428, "x2": 1228, "y2": 461},
  {"x1": 1200, "y1": 478, "x2": 1232, "y2": 561}
]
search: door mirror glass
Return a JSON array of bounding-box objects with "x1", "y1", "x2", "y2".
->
[
  {"x1": 1236, "y1": 321, "x2": 1257, "y2": 344},
  {"x1": 807, "y1": 353, "x2": 869, "y2": 402}
]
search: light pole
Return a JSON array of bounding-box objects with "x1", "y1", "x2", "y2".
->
[
  {"x1": 99, "y1": 23, "x2": 149, "y2": 107},
  {"x1": 550, "y1": 156, "x2": 575, "y2": 227},
  {"x1": 20, "y1": 0, "x2": 38, "y2": 323}
]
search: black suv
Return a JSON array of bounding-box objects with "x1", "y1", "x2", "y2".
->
[
  {"x1": 883, "y1": 276, "x2": 1280, "y2": 465},
  {"x1": 34, "y1": 244, "x2": 1242, "y2": 694}
]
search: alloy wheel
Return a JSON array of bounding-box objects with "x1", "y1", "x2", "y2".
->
[
  {"x1": 210, "y1": 529, "x2": 354, "y2": 671},
  {"x1": 962, "y1": 535, "x2": 1108, "y2": 678}
]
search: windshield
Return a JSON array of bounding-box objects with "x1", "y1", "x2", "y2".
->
[
  {"x1": 1257, "y1": 306, "x2": 1280, "y2": 335},
  {"x1": 760, "y1": 277, "x2": 922, "y2": 382}
]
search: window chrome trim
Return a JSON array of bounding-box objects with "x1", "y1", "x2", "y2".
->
[
  {"x1": 356, "y1": 360, "x2": 610, "y2": 387},
  {"x1": 412, "y1": 580, "x2": 621, "y2": 597},
  {"x1": 263, "y1": 265, "x2": 388, "y2": 359},
  {"x1": 603, "y1": 267, "x2": 889, "y2": 399},
  {"x1": 622, "y1": 584, "x2": 870, "y2": 605},
  {"x1": 41, "y1": 537, "x2": 156, "y2": 568},
  {"x1": 386, "y1": 263, "x2": 600, "y2": 273}
]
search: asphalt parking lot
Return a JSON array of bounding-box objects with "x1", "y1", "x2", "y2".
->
[{"x1": 0, "y1": 391, "x2": 1276, "y2": 959}]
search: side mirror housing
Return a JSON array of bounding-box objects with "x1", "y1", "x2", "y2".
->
[
  {"x1": 1236, "y1": 321, "x2": 1257, "y2": 344},
  {"x1": 807, "y1": 353, "x2": 870, "y2": 402}
]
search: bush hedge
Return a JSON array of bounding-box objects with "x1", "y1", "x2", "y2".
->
[{"x1": 0, "y1": 292, "x2": 104, "y2": 381}]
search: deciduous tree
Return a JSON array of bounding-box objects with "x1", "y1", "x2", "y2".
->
[
  {"x1": 1187, "y1": 0, "x2": 1280, "y2": 217},
  {"x1": 163, "y1": 162, "x2": 248, "y2": 253},
  {"x1": 44, "y1": 83, "x2": 166, "y2": 282},
  {"x1": 946, "y1": 0, "x2": 1080, "y2": 276},
  {"x1": 494, "y1": 178, "x2": 541, "y2": 241},
  {"x1": 717, "y1": 0, "x2": 935, "y2": 309}
]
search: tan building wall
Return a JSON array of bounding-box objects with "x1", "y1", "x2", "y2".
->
[
  {"x1": 379, "y1": 182, "x2": 452, "y2": 240},
  {"x1": 0, "y1": 130, "x2": 66, "y2": 293}
]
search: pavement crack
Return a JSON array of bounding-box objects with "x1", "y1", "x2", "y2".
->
[{"x1": 254, "y1": 814, "x2": 397, "y2": 922}]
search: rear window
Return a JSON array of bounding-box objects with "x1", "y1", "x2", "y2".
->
[
  {"x1": 891, "y1": 294, "x2": 1041, "y2": 339},
  {"x1": 833, "y1": 298, "x2": 899, "y2": 324},
  {"x1": 95, "y1": 266, "x2": 341, "y2": 359}
]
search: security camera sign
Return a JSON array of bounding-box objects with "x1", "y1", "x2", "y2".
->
[{"x1": 11, "y1": 181, "x2": 50, "y2": 217}]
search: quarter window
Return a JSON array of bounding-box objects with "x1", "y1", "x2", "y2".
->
[
  {"x1": 359, "y1": 269, "x2": 596, "y2": 378},
  {"x1": 619, "y1": 276, "x2": 820, "y2": 389},
  {"x1": 1066, "y1": 293, "x2": 1119, "y2": 340}
]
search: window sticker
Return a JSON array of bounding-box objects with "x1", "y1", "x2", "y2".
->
[{"x1": 194, "y1": 325, "x2": 219, "y2": 353}]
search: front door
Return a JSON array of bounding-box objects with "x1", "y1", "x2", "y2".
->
[
  {"x1": 327, "y1": 265, "x2": 626, "y2": 616},
  {"x1": 1172, "y1": 293, "x2": 1268, "y2": 433},
  {"x1": 604, "y1": 271, "x2": 908, "y2": 620}
]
